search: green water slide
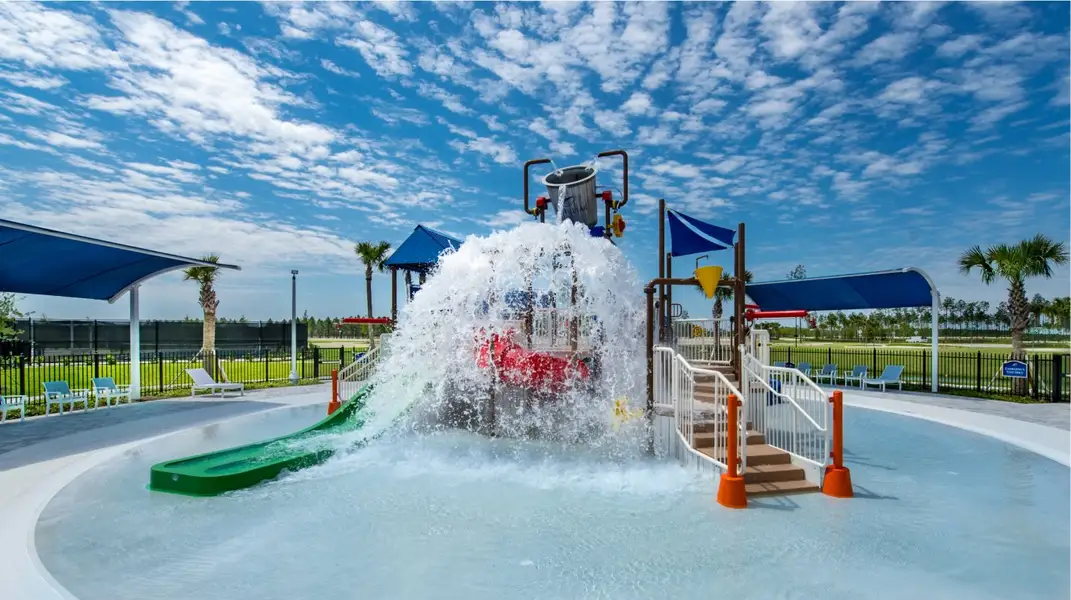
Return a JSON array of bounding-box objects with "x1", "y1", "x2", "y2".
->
[{"x1": 149, "y1": 386, "x2": 373, "y2": 497}]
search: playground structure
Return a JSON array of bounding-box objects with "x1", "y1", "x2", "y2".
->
[{"x1": 148, "y1": 147, "x2": 962, "y2": 509}]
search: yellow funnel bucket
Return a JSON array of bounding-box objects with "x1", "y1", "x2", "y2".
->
[{"x1": 694, "y1": 265, "x2": 723, "y2": 299}]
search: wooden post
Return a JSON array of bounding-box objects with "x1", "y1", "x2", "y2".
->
[
  {"x1": 665, "y1": 252, "x2": 673, "y2": 343},
  {"x1": 658, "y1": 198, "x2": 666, "y2": 342},
  {"x1": 390, "y1": 267, "x2": 398, "y2": 325},
  {"x1": 733, "y1": 223, "x2": 746, "y2": 384}
]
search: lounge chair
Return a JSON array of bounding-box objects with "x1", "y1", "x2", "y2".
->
[
  {"x1": 1, "y1": 394, "x2": 27, "y2": 423},
  {"x1": 814, "y1": 364, "x2": 838, "y2": 384},
  {"x1": 186, "y1": 368, "x2": 245, "y2": 397},
  {"x1": 43, "y1": 381, "x2": 92, "y2": 415},
  {"x1": 843, "y1": 365, "x2": 868, "y2": 388},
  {"x1": 862, "y1": 365, "x2": 905, "y2": 392},
  {"x1": 92, "y1": 377, "x2": 131, "y2": 407},
  {"x1": 795, "y1": 362, "x2": 812, "y2": 377}
]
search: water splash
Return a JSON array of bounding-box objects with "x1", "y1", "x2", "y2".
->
[{"x1": 340, "y1": 220, "x2": 647, "y2": 453}]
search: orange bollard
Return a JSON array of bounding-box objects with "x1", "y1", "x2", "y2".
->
[
  {"x1": 327, "y1": 369, "x2": 341, "y2": 415},
  {"x1": 716, "y1": 393, "x2": 748, "y2": 509},
  {"x1": 822, "y1": 390, "x2": 854, "y2": 498}
]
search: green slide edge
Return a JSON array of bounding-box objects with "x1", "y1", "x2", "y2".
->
[{"x1": 148, "y1": 385, "x2": 374, "y2": 497}]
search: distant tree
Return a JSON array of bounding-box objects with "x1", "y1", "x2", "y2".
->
[
  {"x1": 786, "y1": 264, "x2": 807, "y2": 280},
  {"x1": 355, "y1": 240, "x2": 392, "y2": 345},
  {"x1": 0, "y1": 293, "x2": 22, "y2": 341},
  {"x1": 959, "y1": 234, "x2": 1068, "y2": 392},
  {"x1": 1029, "y1": 293, "x2": 1050, "y2": 328},
  {"x1": 699, "y1": 269, "x2": 752, "y2": 350},
  {"x1": 182, "y1": 254, "x2": 225, "y2": 372}
]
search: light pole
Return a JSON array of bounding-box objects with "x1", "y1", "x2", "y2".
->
[{"x1": 290, "y1": 270, "x2": 299, "y2": 385}]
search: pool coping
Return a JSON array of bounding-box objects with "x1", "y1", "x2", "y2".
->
[
  {"x1": 0, "y1": 390, "x2": 1068, "y2": 600},
  {"x1": 0, "y1": 396, "x2": 322, "y2": 600},
  {"x1": 841, "y1": 391, "x2": 1071, "y2": 467}
]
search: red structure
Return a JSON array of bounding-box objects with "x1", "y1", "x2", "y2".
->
[
  {"x1": 743, "y1": 309, "x2": 809, "y2": 321},
  {"x1": 475, "y1": 331, "x2": 590, "y2": 394},
  {"x1": 341, "y1": 317, "x2": 393, "y2": 325}
]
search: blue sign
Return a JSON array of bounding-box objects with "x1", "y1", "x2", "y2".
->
[{"x1": 1002, "y1": 360, "x2": 1028, "y2": 379}]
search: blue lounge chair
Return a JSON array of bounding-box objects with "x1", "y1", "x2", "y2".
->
[
  {"x1": 43, "y1": 381, "x2": 93, "y2": 415},
  {"x1": 843, "y1": 365, "x2": 868, "y2": 388},
  {"x1": 795, "y1": 362, "x2": 812, "y2": 377},
  {"x1": 814, "y1": 364, "x2": 838, "y2": 384},
  {"x1": 1, "y1": 394, "x2": 27, "y2": 423},
  {"x1": 92, "y1": 377, "x2": 131, "y2": 407},
  {"x1": 862, "y1": 365, "x2": 905, "y2": 392}
]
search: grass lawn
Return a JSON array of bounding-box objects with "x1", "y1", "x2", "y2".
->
[
  {"x1": 1, "y1": 356, "x2": 343, "y2": 404},
  {"x1": 769, "y1": 342, "x2": 1067, "y2": 399},
  {"x1": 309, "y1": 338, "x2": 372, "y2": 350}
]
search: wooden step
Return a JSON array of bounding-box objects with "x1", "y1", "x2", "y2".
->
[
  {"x1": 743, "y1": 463, "x2": 805, "y2": 484},
  {"x1": 745, "y1": 479, "x2": 820, "y2": 497},
  {"x1": 697, "y1": 443, "x2": 791, "y2": 466},
  {"x1": 693, "y1": 420, "x2": 752, "y2": 433},
  {"x1": 692, "y1": 430, "x2": 765, "y2": 448}
]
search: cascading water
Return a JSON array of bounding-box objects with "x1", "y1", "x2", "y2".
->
[{"x1": 341, "y1": 219, "x2": 648, "y2": 452}]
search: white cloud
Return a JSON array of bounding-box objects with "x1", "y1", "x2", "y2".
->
[
  {"x1": 0, "y1": 2, "x2": 121, "y2": 70},
  {"x1": 621, "y1": 91, "x2": 653, "y2": 115},
  {"x1": 320, "y1": 59, "x2": 360, "y2": 77},
  {"x1": 337, "y1": 20, "x2": 413, "y2": 78},
  {"x1": 851, "y1": 32, "x2": 916, "y2": 66},
  {"x1": 0, "y1": 71, "x2": 68, "y2": 89}
]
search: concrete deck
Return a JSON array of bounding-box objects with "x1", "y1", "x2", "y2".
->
[{"x1": 0, "y1": 384, "x2": 329, "y2": 600}]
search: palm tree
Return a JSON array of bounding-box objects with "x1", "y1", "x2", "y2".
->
[
  {"x1": 355, "y1": 241, "x2": 392, "y2": 346},
  {"x1": 959, "y1": 235, "x2": 1068, "y2": 392},
  {"x1": 182, "y1": 254, "x2": 223, "y2": 373}
]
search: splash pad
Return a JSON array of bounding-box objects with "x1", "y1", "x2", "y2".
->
[{"x1": 151, "y1": 151, "x2": 645, "y2": 495}]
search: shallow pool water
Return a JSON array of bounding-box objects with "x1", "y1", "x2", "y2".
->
[{"x1": 36, "y1": 406, "x2": 1070, "y2": 600}]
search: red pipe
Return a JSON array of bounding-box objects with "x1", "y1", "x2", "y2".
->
[
  {"x1": 744, "y1": 309, "x2": 809, "y2": 321},
  {"x1": 341, "y1": 317, "x2": 393, "y2": 324}
]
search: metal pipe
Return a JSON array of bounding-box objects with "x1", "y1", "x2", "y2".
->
[
  {"x1": 596, "y1": 149, "x2": 628, "y2": 208},
  {"x1": 290, "y1": 270, "x2": 298, "y2": 384},
  {"x1": 645, "y1": 284, "x2": 655, "y2": 420},
  {"x1": 523, "y1": 158, "x2": 552, "y2": 216}
]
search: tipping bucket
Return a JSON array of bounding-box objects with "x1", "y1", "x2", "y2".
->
[{"x1": 542, "y1": 165, "x2": 599, "y2": 227}]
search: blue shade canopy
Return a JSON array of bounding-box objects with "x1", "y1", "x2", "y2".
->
[
  {"x1": 667, "y1": 210, "x2": 736, "y2": 257},
  {"x1": 745, "y1": 268, "x2": 937, "y2": 311},
  {"x1": 384, "y1": 225, "x2": 463, "y2": 271},
  {"x1": 0, "y1": 219, "x2": 240, "y2": 302}
]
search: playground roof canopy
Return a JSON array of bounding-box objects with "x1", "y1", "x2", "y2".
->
[
  {"x1": 384, "y1": 224, "x2": 463, "y2": 271},
  {"x1": 745, "y1": 268, "x2": 937, "y2": 312},
  {"x1": 0, "y1": 218, "x2": 240, "y2": 303}
]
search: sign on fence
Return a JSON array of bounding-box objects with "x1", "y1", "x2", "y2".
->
[{"x1": 1001, "y1": 360, "x2": 1028, "y2": 379}]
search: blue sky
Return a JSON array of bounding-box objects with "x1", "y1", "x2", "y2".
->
[{"x1": 1, "y1": 1, "x2": 1068, "y2": 322}]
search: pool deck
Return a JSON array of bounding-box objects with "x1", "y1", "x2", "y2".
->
[
  {"x1": 0, "y1": 383, "x2": 1067, "y2": 600},
  {"x1": 0, "y1": 384, "x2": 330, "y2": 600}
]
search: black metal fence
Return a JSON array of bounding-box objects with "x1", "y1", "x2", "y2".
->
[
  {"x1": 771, "y1": 347, "x2": 1069, "y2": 402},
  {"x1": 12, "y1": 319, "x2": 309, "y2": 355},
  {"x1": 0, "y1": 347, "x2": 365, "y2": 406}
]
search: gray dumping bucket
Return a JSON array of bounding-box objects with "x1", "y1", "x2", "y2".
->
[{"x1": 542, "y1": 165, "x2": 599, "y2": 227}]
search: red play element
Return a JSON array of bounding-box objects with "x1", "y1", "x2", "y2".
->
[
  {"x1": 342, "y1": 317, "x2": 393, "y2": 324},
  {"x1": 744, "y1": 309, "x2": 809, "y2": 321},
  {"x1": 601, "y1": 190, "x2": 612, "y2": 202},
  {"x1": 536, "y1": 196, "x2": 548, "y2": 210},
  {"x1": 745, "y1": 304, "x2": 760, "y2": 310},
  {"x1": 474, "y1": 330, "x2": 590, "y2": 393}
]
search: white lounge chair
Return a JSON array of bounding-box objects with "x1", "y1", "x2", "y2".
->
[
  {"x1": 862, "y1": 365, "x2": 905, "y2": 392},
  {"x1": 43, "y1": 381, "x2": 92, "y2": 414},
  {"x1": 1, "y1": 394, "x2": 27, "y2": 423},
  {"x1": 186, "y1": 368, "x2": 244, "y2": 397},
  {"x1": 92, "y1": 377, "x2": 131, "y2": 407}
]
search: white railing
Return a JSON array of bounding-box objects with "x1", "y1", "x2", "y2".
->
[
  {"x1": 670, "y1": 318, "x2": 734, "y2": 364},
  {"x1": 742, "y1": 351, "x2": 829, "y2": 473},
  {"x1": 653, "y1": 346, "x2": 747, "y2": 475},
  {"x1": 529, "y1": 308, "x2": 595, "y2": 352},
  {"x1": 337, "y1": 338, "x2": 386, "y2": 402}
]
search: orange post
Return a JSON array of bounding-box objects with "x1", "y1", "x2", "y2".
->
[
  {"x1": 327, "y1": 369, "x2": 341, "y2": 415},
  {"x1": 716, "y1": 393, "x2": 748, "y2": 509},
  {"x1": 822, "y1": 390, "x2": 854, "y2": 498}
]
